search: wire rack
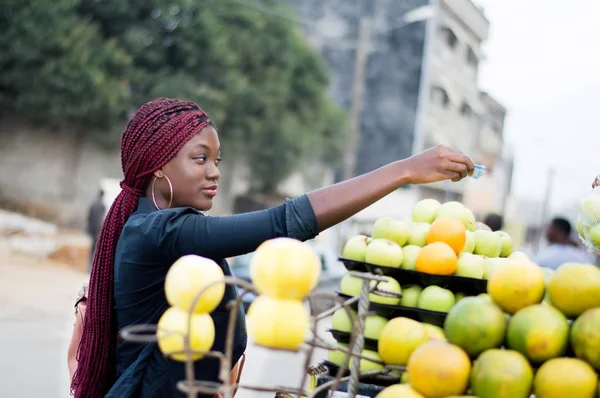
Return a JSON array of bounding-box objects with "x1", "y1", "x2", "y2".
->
[{"x1": 120, "y1": 271, "x2": 403, "y2": 398}]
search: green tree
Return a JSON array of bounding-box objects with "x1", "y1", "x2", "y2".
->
[
  {"x1": 0, "y1": 0, "x2": 132, "y2": 132},
  {"x1": 77, "y1": 0, "x2": 347, "y2": 193}
]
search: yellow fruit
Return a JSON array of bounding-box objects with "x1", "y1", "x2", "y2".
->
[
  {"x1": 487, "y1": 261, "x2": 545, "y2": 314},
  {"x1": 378, "y1": 317, "x2": 429, "y2": 366},
  {"x1": 534, "y1": 357, "x2": 598, "y2": 398},
  {"x1": 415, "y1": 242, "x2": 458, "y2": 275},
  {"x1": 407, "y1": 341, "x2": 471, "y2": 398},
  {"x1": 165, "y1": 255, "x2": 225, "y2": 314},
  {"x1": 250, "y1": 237, "x2": 321, "y2": 300},
  {"x1": 327, "y1": 343, "x2": 349, "y2": 367},
  {"x1": 548, "y1": 262, "x2": 600, "y2": 317},
  {"x1": 470, "y1": 349, "x2": 533, "y2": 398},
  {"x1": 376, "y1": 384, "x2": 425, "y2": 398},
  {"x1": 506, "y1": 304, "x2": 569, "y2": 364},
  {"x1": 443, "y1": 296, "x2": 506, "y2": 357},
  {"x1": 422, "y1": 323, "x2": 446, "y2": 341},
  {"x1": 571, "y1": 307, "x2": 600, "y2": 371},
  {"x1": 157, "y1": 306, "x2": 215, "y2": 361},
  {"x1": 247, "y1": 295, "x2": 309, "y2": 351}
]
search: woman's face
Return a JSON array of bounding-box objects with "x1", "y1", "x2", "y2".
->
[{"x1": 151, "y1": 126, "x2": 221, "y2": 211}]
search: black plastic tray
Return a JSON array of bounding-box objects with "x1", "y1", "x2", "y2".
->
[
  {"x1": 339, "y1": 257, "x2": 487, "y2": 295},
  {"x1": 320, "y1": 360, "x2": 401, "y2": 387},
  {"x1": 328, "y1": 329, "x2": 379, "y2": 351},
  {"x1": 313, "y1": 373, "x2": 388, "y2": 398},
  {"x1": 337, "y1": 292, "x2": 447, "y2": 327}
]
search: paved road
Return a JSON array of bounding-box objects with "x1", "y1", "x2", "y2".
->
[{"x1": 0, "y1": 254, "x2": 335, "y2": 398}]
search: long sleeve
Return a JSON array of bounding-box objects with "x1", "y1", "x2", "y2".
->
[{"x1": 163, "y1": 194, "x2": 319, "y2": 260}]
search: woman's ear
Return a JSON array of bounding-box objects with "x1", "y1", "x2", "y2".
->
[{"x1": 153, "y1": 169, "x2": 164, "y2": 179}]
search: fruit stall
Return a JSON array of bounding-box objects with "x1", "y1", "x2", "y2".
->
[{"x1": 122, "y1": 198, "x2": 600, "y2": 398}]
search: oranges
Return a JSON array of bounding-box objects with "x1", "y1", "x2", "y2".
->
[
  {"x1": 427, "y1": 217, "x2": 466, "y2": 254},
  {"x1": 416, "y1": 242, "x2": 457, "y2": 275}
]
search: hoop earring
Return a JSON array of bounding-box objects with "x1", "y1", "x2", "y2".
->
[{"x1": 151, "y1": 175, "x2": 173, "y2": 210}]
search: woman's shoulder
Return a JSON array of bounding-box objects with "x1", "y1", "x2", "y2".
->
[{"x1": 121, "y1": 206, "x2": 202, "y2": 245}]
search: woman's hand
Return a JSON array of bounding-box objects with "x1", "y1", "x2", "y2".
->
[
  {"x1": 593, "y1": 175, "x2": 600, "y2": 189},
  {"x1": 404, "y1": 145, "x2": 475, "y2": 185}
]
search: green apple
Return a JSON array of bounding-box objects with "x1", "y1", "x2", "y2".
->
[
  {"x1": 372, "y1": 217, "x2": 410, "y2": 246},
  {"x1": 340, "y1": 272, "x2": 365, "y2": 297},
  {"x1": 327, "y1": 343, "x2": 349, "y2": 366},
  {"x1": 461, "y1": 230, "x2": 476, "y2": 253},
  {"x1": 462, "y1": 207, "x2": 477, "y2": 232},
  {"x1": 477, "y1": 293, "x2": 493, "y2": 303},
  {"x1": 342, "y1": 235, "x2": 372, "y2": 262},
  {"x1": 455, "y1": 253, "x2": 485, "y2": 279},
  {"x1": 576, "y1": 213, "x2": 585, "y2": 238},
  {"x1": 370, "y1": 276, "x2": 402, "y2": 305},
  {"x1": 364, "y1": 315, "x2": 389, "y2": 340},
  {"x1": 473, "y1": 230, "x2": 502, "y2": 257},
  {"x1": 495, "y1": 231, "x2": 513, "y2": 257},
  {"x1": 580, "y1": 195, "x2": 600, "y2": 225},
  {"x1": 508, "y1": 251, "x2": 529, "y2": 261},
  {"x1": 454, "y1": 292, "x2": 467, "y2": 303},
  {"x1": 407, "y1": 222, "x2": 430, "y2": 247},
  {"x1": 349, "y1": 349, "x2": 385, "y2": 372},
  {"x1": 401, "y1": 245, "x2": 421, "y2": 270},
  {"x1": 331, "y1": 307, "x2": 357, "y2": 332},
  {"x1": 399, "y1": 284, "x2": 422, "y2": 307},
  {"x1": 417, "y1": 285, "x2": 456, "y2": 313},
  {"x1": 589, "y1": 223, "x2": 600, "y2": 248},
  {"x1": 365, "y1": 238, "x2": 403, "y2": 267},
  {"x1": 482, "y1": 257, "x2": 507, "y2": 279},
  {"x1": 412, "y1": 199, "x2": 441, "y2": 224}
]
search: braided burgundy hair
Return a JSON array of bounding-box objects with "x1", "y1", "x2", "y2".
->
[{"x1": 71, "y1": 98, "x2": 213, "y2": 397}]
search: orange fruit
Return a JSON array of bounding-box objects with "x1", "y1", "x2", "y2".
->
[
  {"x1": 427, "y1": 217, "x2": 467, "y2": 254},
  {"x1": 416, "y1": 242, "x2": 457, "y2": 275}
]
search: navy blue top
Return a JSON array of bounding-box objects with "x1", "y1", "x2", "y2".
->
[{"x1": 107, "y1": 195, "x2": 319, "y2": 397}]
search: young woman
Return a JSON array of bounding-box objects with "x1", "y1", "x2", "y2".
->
[{"x1": 69, "y1": 98, "x2": 475, "y2": 398}]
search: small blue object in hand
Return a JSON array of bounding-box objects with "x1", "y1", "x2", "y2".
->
[{"x1": 471, "y1": 164, "x2": 486, "y2": 179}]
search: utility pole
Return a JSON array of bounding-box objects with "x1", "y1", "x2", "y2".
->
[{"x1": 342, "y1": 17, "x2": 371, "y2": 181}]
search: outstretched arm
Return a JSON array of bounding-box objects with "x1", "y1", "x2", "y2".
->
[{"x1": 170, "y1": 145, "x2": 473, "y2": 259}]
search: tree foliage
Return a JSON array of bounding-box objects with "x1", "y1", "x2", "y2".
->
[{"x1": 1, "y1": 0, "x2": 347, "y2": 193}]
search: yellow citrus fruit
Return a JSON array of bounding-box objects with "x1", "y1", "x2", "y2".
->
[
  {"x1": 506, "y1": 304, "x2": 569, "y2": 364},
  {"x1": 571, "y1": 307, "x2": 600, "y2": 371},
  {"x1": 534, "y1": 357, "x2": 598, "y2": 398},
  {"x1": 376, "y1": 384, "x2": 425, "y2": 398},
  {"x1": 470, "y1": 349, "x2": 533, "y2": 398},
  {"x1": 407, "y1": 341, "x2": 471, "y2": 398},
  {"x1": 250, "y1": 237, "x2": 321, "y2": 300},
  {"x1": 247, "y1": 295, "x2": 309, "y2": 351},
  {"x1": 487, "y1": 260, "x2": 545, "y2": 314},
  {"x1": 415, "y1": 242, "x2": 458, "y2": 275},
  {"x1": 157, "y1": 306, "x2": 215, "y2": 361},
  {"x1": 378, "y1": 317, "x2": 429, "y2": 366},
  {"x1": 426, "y1": 217, "x2": 467, "y2": 254},
  {"x1": 165, "y1": 255, "x2": 225, "y2": 314},
  {"x1": 548, "y1": 262, "x2": 600, "y2": 317},
  {"x1": 443, "y1": 296, "x2": 506, "y2": 357}
]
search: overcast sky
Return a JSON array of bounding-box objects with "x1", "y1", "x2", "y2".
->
[{"x1": 475, "y1": 0, "x2": 600, "y2": 210}]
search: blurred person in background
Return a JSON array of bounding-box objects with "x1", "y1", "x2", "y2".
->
[
  {"x1": 483, "y1": 213, "x2": 503, "y2": 232},
  {"x1": 68, "y1": 98, "x2": 476, "y2": 398},
  {"x1": 593, "y1": 174, "x2": 600, "y2": 189},
  {"x1": 535, "y1": 217, "x2": 594, "y2": 269},
  {"x1": 86, "y1": 189, "x2": 106, "y2": 269}
]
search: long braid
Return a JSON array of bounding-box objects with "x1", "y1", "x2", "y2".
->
[{"x1": 71, "y1": 98, "x2": 213, "y2": 397}]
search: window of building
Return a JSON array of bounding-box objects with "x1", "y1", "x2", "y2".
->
[
  {"x1": 439, "y1": 26, "x2": 458, "y2": 49},
  {"x1": 431, "y1": 86, "x2": 451, "y2": 108},
  {"x1": 460, "y1": 101, "x2": 473, "y2": 117},
  {"x1": 466, "y1": 46, "x2": 478, "y2": 67}
]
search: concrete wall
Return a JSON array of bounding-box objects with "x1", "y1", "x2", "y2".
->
[{"x1": 0, "y1": 118, "x2": 123, "y2": 226}]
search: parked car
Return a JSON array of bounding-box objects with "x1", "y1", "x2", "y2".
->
[{"x1": 228, "y1": 240, "x2": 346, "y2": 313}]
